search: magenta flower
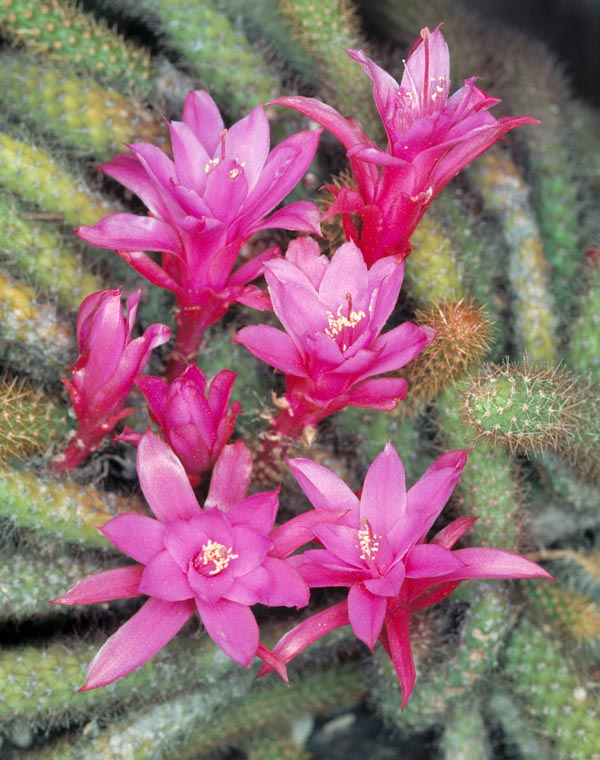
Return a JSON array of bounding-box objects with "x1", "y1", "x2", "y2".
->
[
  {"x1": 123, "y1": 364, "x2": 241, "y2": 486},
  {"x1": 77, "y1": 90, "x2": 322, "y2": 376},
  {"x1": 52, "y1": 288, "x2": 170, "y2": 472},
  {"x1": 272, "y1": 27, "x2": 538, "y2": 265},
  {"x1": 53, "y1": 432, "x2": 308, "y2": 689},
  {"x1": 235, "y1": 237, "x2": 433, "y2": 437},
  {"x1": 263, "y1": 443, "x2": 553, "y2": 707}
]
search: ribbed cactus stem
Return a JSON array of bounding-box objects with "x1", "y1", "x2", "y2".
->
[
  {"x1": 373, "y1": 585, "x2": 513, "y2": 731},
  {"x1": 0, "y1": 466, "x2": 146, "y2": 548},
  {"x1": 0, "y1": 131, "x2": 119, "y2": 227},
  {"x1": 0, "y1": 544, "x2": 116, "y2": 622},
  {"x1": 276, "y1": 0, "x2": 380, "y2": 136},
  {"x1": 0, "y1": 376, "x2": 70, "y2": 463},
  {"x1": 503, "y1": 617, "x2": 600, "y2": 760},
  {"x1": 0, "y1": 193, "x2": 102, "y2": 310},
  {"x1": 0, "y1": 53, "x2": 169, "y2": 158},
  {"x1": 488, "y1": 688, "x2": 555, "y2": 760},
  {"x1": 404, "y1": 213, "x2": 464, "y2": 306},
  {"x1": 437, "y1": 385, "x2": 521, "y2": 549},
  {"x1": 0, "y1": 272, "x2": 75, "y2": 383},
  {"x1": 462, "y1": 362, "x2": 600, "y2": 486},
  {"x1": 0, "y1": 0, "x2": 153, "y2": 95},
  {"x1": 567, "y1": 262, "x2": 600, "y2": 383},
  {"x1": 139, "y1": 0, "x2": 279, "y2": 118},
  {"x1": 440, "y1": 701, "x2": 491, "y2": 760},
  {"x1": 0, "y1": 633, "x2": 247, "y2": 733},
  {"x1": 468, "y1": 148, "x2": 558, "y2": 363}
]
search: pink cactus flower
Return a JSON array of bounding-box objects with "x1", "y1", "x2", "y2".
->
[
  {"x1": 124, "y1": 364, "x2": 242, "y2": 486},
  {"x1": 235, "y1": 237, "x2": 433, "y2": 437},
  {"x1": 76, "y1": 90, "x2": 322, "y2": 376},
  {"x1": 53, "y1": 432, "x2": 309, "y2": 689},
  {"x1": 262, "y1": 443, "x2": 553, "y2": 707},
  {"x1": 52, "y1": 288, "x2": 170, "y2": 472},
  {"x1": 272, "y1": 27, "x2": 538, "y2": 265}
]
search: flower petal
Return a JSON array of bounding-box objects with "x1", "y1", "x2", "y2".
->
[
  {"x1": 204, "y1": 441, "x2": 253, "y2": 511},
  {"x1": 384, "y1": 607, "x2": 416, "y2": 710},
  {"x1": 140, "y1": 550, "x2": 193, "y2": 601},
  {"x1": 360, "y1": 442, "x2": 406, "y2": 534},
  {"x1": 196, "y1": 597, "x2": 259, "y2": 666},
  {"x1": 100, "y1": 514, "x2": 165, "y2": 564},
  {"x1": 348, "y1": 583, "x2": 387, "y2": 650},
  {"x1": 80, "y1": 597, "x2": 195, "y2": 690},
  {"x1": 235, "y1": 325, "x2": 306, "y2": 376},
  {"x1": 77, "y1": 214, "x2": 182, "y2": 256},
  {"x1": 52, "y1": 565, "x2": 143, "y2": 605},
  {"x1": 287, "y1": 456, "x2": 360, "y2": 514},
  {"x1": 137, "y1": 431, "x2": 202, "y2": 522}
]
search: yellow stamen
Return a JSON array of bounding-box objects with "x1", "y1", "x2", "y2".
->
[{"x1": 195, "y1": 539, "x2": 238, "y2": 576}]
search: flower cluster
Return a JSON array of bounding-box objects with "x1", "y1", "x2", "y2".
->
[{"x1": 54, "y1": 26, "x2": 547, "y2": 708}]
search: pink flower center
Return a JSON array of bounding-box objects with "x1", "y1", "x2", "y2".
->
[
  {"x1": 192, "y1": 539, "x2": 239, "y2": 576},
  {"x1": 324, "y1": 293, "x2": 366, "y2": 352}
]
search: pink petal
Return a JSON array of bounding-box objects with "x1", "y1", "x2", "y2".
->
[
  {"x1": 115, "y1": 250, "x2": 181, "y2": 293},
  {"x1": 448, "y1": 548, "x2": 555, "y2": 581},
  {"x1": 363, "y1": 560, "x2": 406, "y2": 597},
  {"x1": 257, "y1": 599, "x2": 350, "y2": 676},
  {"x1": 169, "y1": 120, "x2": 210, "y2": 194},
  {"x1": 250, "y1": 200, "x2": 322, "y2": 236},
  {"x1": 204, "y1": 158, "x2": 249, "y2": 223},
  {"x1": 140, "y1": 550, "x2": 193, "y2": 601},
  {"x1": 360, "y1": 442, "x2": 406, "y2": 534},
  {"x1": 384, "y1": 607, "x2": 416, "y2": 709},
  {"x1": 287, "y1": 457, "x2": 359, "y2": 513},
  {"x1": 52, "y1": 565, "x2": 143, "y2": 605},
  {"x1": 195, "y1": 597, "x2": 259, "y2": 666},
  {"x1": 344, "y1": 377, "x2": 408, "y2": 409},
  {"x1": 137, "y1": 432, "x2": 202, "y2": 522},
  {"x1": 227, "y1": 490, "x2": 279, "y2": 534},
  {"x1": 269, "y1": 508, "x2": 350, "y2": 559},
  {"x1": 348, "y1": 583, "x2": 387, "y2": 650},
  {"x1": 230, "y1": 556, "x2": 309, "y2": 608},
  {"x1": 80, "y1": 597, "x2": 195, "y2": 690},
  {"x1": 357, "y1": 323, "x2": 434, "y2": 381},
  {"x1": 235, "y1": 325, "x2": 306, "y2": 376},
  {"x1": 134, "y1": 375, "x2": 169, "y2": 426},
  {"x1": 77, "y1": 214, "x2": 182, "y2": 256},
  {"x1": 204, "y1": 441, "x2": 252, "y2": 511},
  {"x1": 270, "y1": 96, "x2": 364, "y2": 152},
  {"x1": 100, "y1": 514, "x2": 165, "y2": 564},
  {"x1": 99, "y1": 152, "x2": 171, "y2": 219},
  {"x1": 182, "y1": 90, "x2": 224, "y2": 153},
  {"x1": 404, "y1": 544, "x2": 466, "y2": 578},
  {"x1": 431, "y1": 516, "x2": 478, "y2": 548},
  {"x1": 226, "y1": 106, "x2": 270, "y2": 189}
]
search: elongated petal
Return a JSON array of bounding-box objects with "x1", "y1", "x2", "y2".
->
[
  {"x1": 100, "y1": 514, "x2": 165, "y2": 564},
  {"x1": 231, "y1": 556, "x2": 309, "y2": 608},
  {"x1": 357, "y1": 323, "x2": 434, "y2": 382},
  {"x1": 287, "y1": 457, "x2": 359, "y2": 513},
  {"x1": 235, "y1": 325, "x2": 306, "y2": 376},
  {"x1": 52, "y1": 565, "x2": 143, "y2": 605},
  {"x1": 431, "y1": 516, "x2": 478, "y2": 548},
  {"x1": 348, "y1": 583, "x2": 387, "y2": 650},
  {"x1": 204, "y1": 441, "x2": 252, "y2": 510},
  {"x1": 250, "y1": 200, "x2": 322, "y2": 236},
  {"x1": 257, "y1": 599, "x2": 350, "y2": 676},
  {"x1": 116, "y1": 250, "x2": 181, "y2": 293},
  {"x1": 226, "y1": 106, "x2": 270, "y2": 189},
  {"x1": 404, "y1": 544, "x2": 466, "y2": 578},
  {"x1": 384, "y1": 607, "x2": 416, "y2": 709},
  {"x1": 196, "y1": 597, "x2": 259, "y2": 666},
  {"x1": 78, "y1": 215, "x2": 182, "y2": 256},
  {"x1": 448, "y1": 548, "x2": 555, "y2": 581},
  {"x1": 344, "y1": 377, "x2": 408, "y2": 410},
  {"x1": 99, "y1": 152, "x2": 170, "y2": 218},
  {"x1": 81, "y1": 598, "x2": 195, "y2": 690},
  {"x1": 270, "y1": 96, "x2": 365, "y2": 152},
  {"x1": 360, "y1": 442, "x2": 406, "y2": 533},
  {"x1": 182, "y1": 90, "x2": 224, "y2": 153},
  {"x1": 363, "y1": 560, "x2": 406, "y2": 597},
  {"x1": 137, "y1": 432, "x2": 202, "y2": 522},
  {"x1": 269, "y1": 508, "x2": 350, "y2": 559},
  {"x1": 227, "y1": 490, "x2": 279, "y2": 533}
]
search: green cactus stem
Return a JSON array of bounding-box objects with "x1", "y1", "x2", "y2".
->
[
  {"x1": 0, "y1": 272, "x2": 76, "y2": 383},
  {"x1": 567, "y1": 262, "x2": 600, "y2": 383},
  {"x1": 0, "y1": 53, "x2": 169, "y2": 159},
  {"x1": 275, "y1": 0, "x2": 379, "y2": 137},
  {"x1": 0, "y1": 543, "x2": 117, "y2": 622},
  {"x1": 138, "y1": 0, "x2": 278, "y2": 118},
  {"x1": 440, "y1": 701, "x2": 491, "y2": 760},
  {"x1": 0, "y1": 376, "x2": 70, "y2": 464},
  {"x1": 462, "y1": 362, "x2": 600, "y2": 486},
  {"x1": 488, "y1": 688, "x2": 556, "y2": 760},
  {"x1": 373, "y1": 585, "x2": 514, "y2": 733},
  {"x1": 468, "y1": 148, "x2": 558, "y2": 363},
  {"x1": 0, "y1": 0, "x2": 153, "y2": 96},
  {"x1": 0, "y1": 465, "x2": 147, "y2": 548},
  {"x1": 0, "y1": 130, "x2": 118, "y2": 227},
  {"x1": 404, "y1": 213, "x2": 464, "y2": 307},
  {"x1": 503, "y1": 617, "x2": 600, "y2": 760},
  {"x1": 0, "y1": 632, "x2": 248, "y2": 734},
  {"x1": 0, "y1": 193, "x2": 102, "y2": 311},
  {"x1": 437, "y1": 385, "x2": 521, "y2": 550}
]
